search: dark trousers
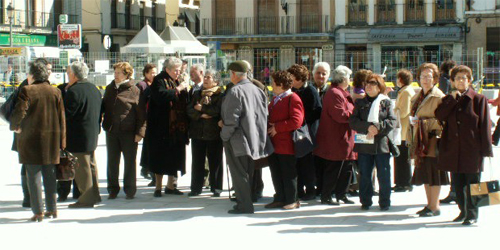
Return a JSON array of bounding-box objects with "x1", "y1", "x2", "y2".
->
[
  {"x1": 26, "y1": 165, "x2": 57, "y2": 214},
  {"x1": 252, "y1": 168, "x2": 264, "y2": 199},
  {"x1": 224, "y1": 141, "x2": 254, "y2": 213},
  {"x1": 57, "y1": 180, "x2": 80, "y2": 199},
  {"x1": 106, "y1": 132, "x2": 138, "y2": 197},
  {"x1": 268, "y1": 153, "x2": 298, "y2": 204},
  {"x1": 394, "y1": 141, "x2": 412, "y2": 187},
  {"x1": 453, "y1": 172, "x2": 481, "y2": 220},
  {"x1": 190, "y1": 139, "x2": 223, "y2": 193},
  {"x1": 296, "y1": 152, "x2": 316, "y2": 197},
  {"x1": 493, "y1": 117, "x2": 500, "y2": 146},
  {"x1": 358, "y1": 153, "x2": 392, "y2": 208},
  {"x1": 316, "y1": 157, "x2": 353, "y2": 201},
  {"x1": 315, "y1": 155, "x2": 324, "y2": 195}
]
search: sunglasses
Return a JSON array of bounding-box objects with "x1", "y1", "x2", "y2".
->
[{"x1": 366, "y1": 80, "x2": 379, "y2": 86}]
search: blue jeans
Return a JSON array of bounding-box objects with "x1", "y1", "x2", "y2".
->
[{"x1": 358, "y1": 153, "x2": 391, "y2": 208}]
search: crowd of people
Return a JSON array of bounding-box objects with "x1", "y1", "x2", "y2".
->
[{"x1": 1, "y1": 56, "x2": 496, "y2": 226}]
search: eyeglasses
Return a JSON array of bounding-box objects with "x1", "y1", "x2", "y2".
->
[
  {"x1": 420, "y1": 75, "x2": 434, "y2": 80},
  {"x1": 366, "y1": 80, "x2": 378, "y2": 86}
]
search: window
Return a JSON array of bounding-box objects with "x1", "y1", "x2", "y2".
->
[
  {"x1": 214, "y1": 0, "x2": 235, "y2": 35},
  {"x1": 257, "y1": 0, "x2": 278, "y2": 34},
  {"x1": 300, "y1": 0, "x2": 320, "y2": 33}
]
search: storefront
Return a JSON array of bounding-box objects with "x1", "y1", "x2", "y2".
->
[{"x1": 0, "y1": 33, "x2": 58, "y2": 47}]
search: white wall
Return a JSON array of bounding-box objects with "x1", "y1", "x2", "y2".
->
[{"x1": 335, "y1": 0, "x2": 346, "y2": 26}]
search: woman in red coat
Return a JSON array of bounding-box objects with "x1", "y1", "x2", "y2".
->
[
  {"x1": 435, "y1": 65, "x2": 493, "y2": 226},
  {"x1": 265, "y1": 71, "x2": 305, "y2": 210},
  {"x1": 314, "y1": 65, "x2": 356, "y2": 205}
]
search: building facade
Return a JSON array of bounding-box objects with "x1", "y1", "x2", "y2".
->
[
  {"x1": 0, "y1": 0, "x2": 80, "y2": 47},
  {"x1": 199, "y1": 0, "x2": 466, "y2": 84}
]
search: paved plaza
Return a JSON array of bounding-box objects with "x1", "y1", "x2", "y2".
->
[{"x1": 0, "y1": 119, "x2": 499, "y2": 249}]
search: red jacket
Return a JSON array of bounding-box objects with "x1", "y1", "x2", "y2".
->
[
  {"x1": 268, "y1": 93, "x2": 305, "y2": 155},
  {"x1": 314, "y1": 86, "x2": 357, "y2": 161},
  {"x1": 488, "y1": 91, "x2": 500, "y2": 116}
]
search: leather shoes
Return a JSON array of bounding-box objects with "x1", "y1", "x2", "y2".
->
[
  {"x1": 337, "y1": 196, "x2": 355, "y2": 204},
  {"x1": 44, "y1": 211, "x2": 58, "y2": 219},
  {"x1": 440, "y1": 193, "x2": 456, "y2": 204},
  {"x1": 165, "y1": 188, "x2": 183, "y2": 195},
  {"x1": 30, "y1": 213, "x2": 43, "y2": 222},
  {"x1": 212, "y1": 192, "x2": 221, "y2": 197},
  {"x1": 188, "y1": 191, "x2": 201, "y2": 197},
  {"x1": 68, "y1": 202, "x2": 94, "y2": 208},
  {"x1": 416, "y1": 206, "x2": 431, "y2": 215},
  {"x1": 153, "y1": 190, "x2": 162, "y2": 197},
  {"x1": 108, "y1": 193, "x2": 118, "y2": 200},
  {"x1": 419, "y1": 209, "x2": 441, "y2": 217},
  {"x1": 393, "y1": 186, "x2": 413, "y2": 192},
  {"x1": 265, "y1": 201, "x2": 285, "y2": 209},
  {"x1": 380, "y1": 206, "x2": 390, "y2": 211},
  {"x1": 453, "y1": 213, "x2": 466, "y2": 222},
  {"x1": 57, "y1": 196, "x2": 67, "y2": 202},
  {"x1": 283, "y1": 201, "x2": 300, "y2": 210},
  {"x1": 462, "y1": 219, "x2": 477, "y2": 226},
  {"x1": 361, "y1": 205, "x2": 370, "y2": 210},
  {"x1": 228, "y1": 209, "x2": 254, "y2": 214},
  {"x1": 321, "y1": 199, "x2": 340, "y2": 206},
  {"x1": 125, "y1": 195, "x2": 134, "y2": 200}
]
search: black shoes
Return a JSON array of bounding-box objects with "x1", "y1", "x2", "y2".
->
[
  {"x1": 57, "y1": 196, "x2": 67, "y2": 202},
  {"x1": 462, "y1": 219, "x2": 477, "y2": 226},
  {"x1": 321, "y1": 199, "x2": 340, "y2": 206},
  {"x1": 380, "y1": 206, "x2": 390, "y2": 211},
  {"x1": 165, "y1": 188, "x2": 183, "y2": 195},
  {"x1": 453, "y1": 213, "x2": 465, "y2": 222},
  {"x1": 228, "y1": 209, "x2": 254, "y2": 214},
  {"x1": 361, "y1": 205, "x2": 370, "y2": 210},
  {"x1": 108, "y1": 193, "x2": 118, "y2": 200},
  {"x1": 416, "y1": 206, "x2": 430, "y2": 215},
  {"x1": 337, "y1": 196, "x2": 355, "y2": 204},
  {"x1": 300, "y1": 193, "x2": 316, "y2": 201},
  {"x1": 125, "y1": 195, "x2": 134, "y2": 200},
  {"x1": 212, "y1": 192, "x2": 221, "y2": 197},
  {"x1": 188, "y1": 191, "x2": 201, "y2": 197},
  {"x1": 440, "y1": 193, "x2": 456, "y2": 204},
  {"x1": 153, "y1": 190, "x2": 162, "y2": 197},
  {"x1": 393, "y1": 186, "x2": 413, "y2": 192},
  {"x1": 419, "y1": 209, "x2": 441, "y2": 217}
]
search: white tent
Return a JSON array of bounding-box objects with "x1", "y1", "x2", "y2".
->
[
  {"x1": 120, "y1": 24, "x2": 175, "y2": 54},
  {"x1": 160, "y1": 26, "x2": 209, "y2": 54}
]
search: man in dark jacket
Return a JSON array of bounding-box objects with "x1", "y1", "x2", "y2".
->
[{"x1": 65, "y1": 61, "x2": 103, "y2": 208}]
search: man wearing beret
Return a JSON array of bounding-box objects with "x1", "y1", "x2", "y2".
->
[{"x1": 221, "y1": 61, "x2": 273, "y2": 214}]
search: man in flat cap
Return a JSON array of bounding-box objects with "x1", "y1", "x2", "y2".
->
[{"x1": 221, "y1": 61, "x2": 273, "y2": 214}]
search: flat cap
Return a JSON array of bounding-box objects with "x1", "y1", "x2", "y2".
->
[{"x1": 228, "y1": 61, "x2": 249, "y2": 73}]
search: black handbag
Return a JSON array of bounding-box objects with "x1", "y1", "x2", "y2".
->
[
  {"x1": 56, "y1": 150, "x2": 79, "y2": 181},
  {"x1": 287, "y1": 97, "x2": 314, "y2": 158}
]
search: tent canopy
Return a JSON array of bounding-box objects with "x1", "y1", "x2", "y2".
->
[
  {"x1": 120, "y1": 24, "x2": 175, "y2": 54},
  {"x1": 160, "y1": 25, "x2": 209, "y2": 54}
]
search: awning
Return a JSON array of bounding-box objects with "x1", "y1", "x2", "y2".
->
[
  {"x1": 182, "y1": 9, "x2": 197, "y2": 23},
  {"x1": 369, "y1": 27, "x2": 462, "y2": 42}
]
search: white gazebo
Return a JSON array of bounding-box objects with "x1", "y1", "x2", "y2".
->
[
  {"x1": 160, "y1": 25, "x2": 209, "y2": 54},
  {"x1": 120, "y1": 24, "x2": 175, "y2": 54}
]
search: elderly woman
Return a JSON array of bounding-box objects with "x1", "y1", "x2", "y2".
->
[
  {"x1": 10, "y1": 61, "x2": 65, "y2": 221},
  {"x1": 287, "y1": 64, "x2": 322, "y2": 201},
  {"x1": 349, "y1": 74, "x2": 396, "y2": 211},
  {"x1": 435, "y1": 65, "x2": 493, "y2": 226},
  {"x1": 312, "y1": 62, "x2": 331, "y2": 100},
  {"x1": 314, "y1": 66, "x2": 356, "y2": 205},
  {"x1": 101, "y1": 62, "x2": 146, "y2": 200},
  {"x1": 393, "y1": 69, "x2": 416, "y2": 192},
  {"x1": 137, "y1": 63, "x2": 157, "y2": 185},
  {"x1": 265, "y1": 71, "x2": 305, "y2": 210},
  {"x1": 146, "y1": 57, "x2": 190, "y2": 197},
  {"x1": 187, "y1": 69, "x2": 224, "y2": 197},
  {"x1": 408, "y1": 63, "x2": 449, "y2": 217}
]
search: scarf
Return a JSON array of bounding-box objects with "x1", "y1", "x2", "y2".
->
[
  {"x1": 273, "y1": 89, "x2": 292, "y2": 106},
  {"x1": 200, "y1": 86, "x2": 221, "y2": 105},
  {"x1": 367, "y1": 94, "x2": 390, "y2": 123}
]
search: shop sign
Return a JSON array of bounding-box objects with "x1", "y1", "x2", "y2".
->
[
  {"x1": 322, "y1": 44, "x2": 334, "y2": 51},
  {"x1": 0, "y1": 33, "x2": 47, "y2": 46},
  {"x1": 369, "y1": 27, "x2": 462, "y2": 42},
  {"x1": 0, "y1": 47, "x2": 23, "y2": 56},
  {"x1": 57, "y1": 24, "x2": 82, "y2": 49}
]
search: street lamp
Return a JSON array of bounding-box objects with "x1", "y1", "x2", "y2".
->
[{"x1": 7, "y1": 3, "x2": 15, "y2": 47}]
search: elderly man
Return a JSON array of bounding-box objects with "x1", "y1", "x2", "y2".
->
[
  {"x1": 221, "y1": 61, "x2": 273, "y2": 214},
  {"x1": 65, "y1": 61, "x2": 103, "y2": 208},
  {"x1": 189, "y1": 64, "x2": 204, "y2": 97}
]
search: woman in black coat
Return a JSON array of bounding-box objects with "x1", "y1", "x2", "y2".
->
[
  {"x1": 186, "y1": 69, "x2": 224, "y2": 197},
  {"x1": 145, "y1": 57, "x2": 190, "y2": 197},
  {"x1": 435, "y1": 65, "x2": 493, "y2": 226}
]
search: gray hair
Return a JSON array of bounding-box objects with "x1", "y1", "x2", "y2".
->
[
  {"x1": 242, "y1": 60, "x2": 253, "y2": 79},
  {"x1": 313, "y1": 62, "x2": 331, "y2": 76},
  {"x1": 70, "y1": 61, "x2": 89, "y2": 80},
  {"x1": 331, "y1": 65, "x2": 352, "y2": 85},
  {"x1": 230, "y1": 70, "x2": 247, "y2": 78},
  {"x1": 29, "y1": 61, "x2": 50, "y2": 82},
  {"x1": 163, "y1": 57, "x2": 182, "y2": 70},
  {"x1": 191, "y1": 63, "x2": 205, "y2": 74},
  {"x1": 205, "y1": 68, "x2": 221, "y2": 84}
]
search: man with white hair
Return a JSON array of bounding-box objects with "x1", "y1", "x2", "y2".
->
[
  {"x1": 221, "y1": 61, "x2": 273, "y2": 214},
  {"x1": 65, "y1": 61, "x2": 103, "y2": 208},
  {"x1": 189, "y1": 64, "x2": 204, "y2": 100}
]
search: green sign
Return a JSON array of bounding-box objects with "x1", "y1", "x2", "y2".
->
[
  {"x1": 59, "y1": 51, "x2": 69, "y2": 66},
  {"x1": 59, "y1": 14, "x2": 68, "y2": 24},
  {"x1": 0, "y1": 33, "x2": 48, "y2": 46}
]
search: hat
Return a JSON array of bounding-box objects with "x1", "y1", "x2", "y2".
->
[{"x1": 228, "y1": 61, "x2": 249, "y2": 73}]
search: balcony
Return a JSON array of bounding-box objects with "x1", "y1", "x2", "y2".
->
[
  {"x1": 435, "y1": 1, "x2": 455, "y2": 23},
  {"x1": 405, "y1": 1, "x2": 425, "y2": 23},
  {"x1": 202, "y1": 15, "x2": 330, "y2": 36},
  {"x1": 347, "y1": 4, "x2": 368, "y2": 25},
  {"x1": 111, "y1": 13, "x2": 164, "y2": 32},
  {"x1": 1, "y1": 10, "x2": 78, "y2": 31},
  {"x1": 376, "y1": 3, "x2": 397, "y2": 24}
]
